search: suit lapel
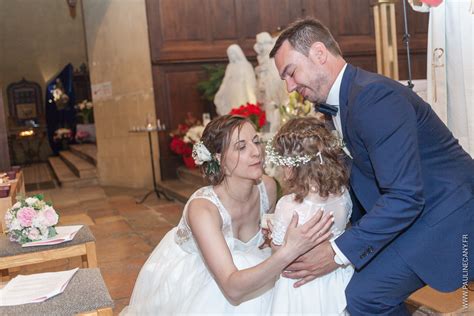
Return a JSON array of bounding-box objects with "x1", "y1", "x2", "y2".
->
[{"x1": 339, "y1": 64, "x2": 356, "y2": 154}]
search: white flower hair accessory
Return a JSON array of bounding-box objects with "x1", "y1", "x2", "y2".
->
[
  {"x1": 192, "y1": 141, "x2": 221, "y2": 177},
  {"x1": 192, "y1": 141, "x2": 212, "y2": 165},
  {"x1": 265, "y1": 138, "x2": 324, "y2": 167}
]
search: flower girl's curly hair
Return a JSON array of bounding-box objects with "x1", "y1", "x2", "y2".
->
[
  {"x1": 273, "y1": 117, "x2": 349, "y2": 202},
  {"x1": 200, "y1": 115, "x2": 251, "y2": 185}
]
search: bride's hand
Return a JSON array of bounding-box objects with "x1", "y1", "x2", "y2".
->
[{"x1": 283, "y1": 210, "x2": 334, "y2": 258}]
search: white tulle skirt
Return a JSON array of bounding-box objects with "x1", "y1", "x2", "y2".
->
[
  {"x1": 271, "y1": 264, "x2": 354, "y2": 315},
  {"x1": 121, "y1": 228, "x2": 273, "y2": 315}
]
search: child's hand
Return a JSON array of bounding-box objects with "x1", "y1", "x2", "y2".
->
[{"x1": 259, "y1": 219, "x2": 274, "y2": 249}]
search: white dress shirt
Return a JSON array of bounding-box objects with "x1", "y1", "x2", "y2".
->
[{"x1": 325, "y1": 63, "x2": 352, "y2": 266}]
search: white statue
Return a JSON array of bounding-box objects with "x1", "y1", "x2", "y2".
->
[
  {"x1": 214, "y1": 44, "x2": 257, "y2": 116},
  {"x1": 254, "y1": 32, "x2": 288, "y2": 132}
]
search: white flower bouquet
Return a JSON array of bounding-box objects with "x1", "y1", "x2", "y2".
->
[
  {"x1": 53, "y1": 128, "x2": 73, "y2": 141},
  {"x1": 75, "y1": 100, "x2": 94, "y2": 124},
  {"x1": 5, "y1": 194, "x2": 59, "y2": 244},
  {"x1": 183, "y1": 125, "x2": 205, "y2": 144}
]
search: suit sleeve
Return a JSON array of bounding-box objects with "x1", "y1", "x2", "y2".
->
[{"x1": 335, "y1": 84, "x2": 425, "y2": 270}]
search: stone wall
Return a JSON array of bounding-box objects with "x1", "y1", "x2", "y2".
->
[{"x1": 82, "y1": 0, "x2": 159, "y2": 188}]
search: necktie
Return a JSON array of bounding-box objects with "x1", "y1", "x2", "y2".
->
[{"x1": 315, "y1": 103, "x2": 338, "y2": 116}]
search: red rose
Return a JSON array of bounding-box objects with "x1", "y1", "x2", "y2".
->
[
  {"x1": 170, "y1": 137, "x2": 186, "y2": 155},
  {"x1": 258, "y1": 111, "x2": 266, "y2": 128},
  {"x1": 229, "y1": 103, "x2": 266, "y2": 131}
]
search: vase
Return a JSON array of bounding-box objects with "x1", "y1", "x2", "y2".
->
[
  {"x1": 61, "y1": 139, "x2": 70, "y2": 150},
  {"x1": 76, "y1": 124, "x2": 96, "y2": 143},
  {"x1": 182, "y1": 154, "x2": 196, "y2": 169}
]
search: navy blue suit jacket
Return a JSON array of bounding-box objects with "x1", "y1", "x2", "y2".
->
[{"x1": 334, "y1": 64, "x2": 473, "y2": 291}]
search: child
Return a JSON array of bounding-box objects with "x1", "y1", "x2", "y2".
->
[{"x1": 266, "y1": 117, "x2": 354, "y2": 315}]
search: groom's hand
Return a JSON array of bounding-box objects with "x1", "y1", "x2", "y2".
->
[{"x1": 282, "y1": 241, "x2": 339, "y2": 288}]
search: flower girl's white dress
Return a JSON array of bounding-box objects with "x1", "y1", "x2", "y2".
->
[
  {"x1": 121, "y1": 182, "x2": 274, "y2": 315},
  {"x1": 271, "y1": 189, "x2": 354, "y2": 316}
]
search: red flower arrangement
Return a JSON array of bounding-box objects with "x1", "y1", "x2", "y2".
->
[
  {"x1": 170, "y1": 136, "x2": 192, "y2": 156},
  {"x1": 169, "y1": 113, "x2": 202, "y2": 169},
  {"x1": 230, "y1": 103, "x2": 266, "y2": 131}
]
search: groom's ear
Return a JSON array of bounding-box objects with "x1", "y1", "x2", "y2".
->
[
  {"x1": 215, "y1": 153, "x2": 221, "y2": 165},
  {"x1": 308, "y1": 42, "x2": 327, "y2": 65}
]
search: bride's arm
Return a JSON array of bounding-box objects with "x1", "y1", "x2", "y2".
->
[{"x1": 187, "y1": 198, "x2": 333, "y2": 305}]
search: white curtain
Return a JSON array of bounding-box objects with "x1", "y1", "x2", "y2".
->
[{"x1": 410, "y1": 0, "x2": 474, "y2": 157}]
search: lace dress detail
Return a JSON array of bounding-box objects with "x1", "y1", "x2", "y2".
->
[
  {"x1": 175, "y1": 182, "x2": 270, "y2": 253},
  {"x1": 272, "y1": 188, "x2": 352, "y2": 245}
]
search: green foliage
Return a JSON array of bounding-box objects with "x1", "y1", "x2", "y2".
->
[{"x1": 197, "y1": 64, "x2": 226, "y2": 102}]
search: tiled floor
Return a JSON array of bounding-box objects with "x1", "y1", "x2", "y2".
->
[{"x1": 20, "y1": 185, "x2": 184, "y2": 314}]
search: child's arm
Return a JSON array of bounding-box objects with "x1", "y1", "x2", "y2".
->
[{"x1": 271, "y1": 195, "x2": 297, "y2": 246}]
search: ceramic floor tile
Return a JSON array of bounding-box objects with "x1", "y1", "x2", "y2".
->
[
  {"x1": 76, "y1": 186, "x2": 107, "y2": 200},
  {"x1": 89, "y1": 219, "x2": 133, "y2": 239},
  {"x1": 87, "y1": 207, "x2": 119, "y2": 221},
  {"x1": 109, "y1": 199, "x2": 150, "y2": 213},
  {"x1": 100, "y1": 255, "x2": 148, "y2": 300},
  {"x1": 140, "y1": 225, "x2": 174, "y2": 247},
  {"x1": 120, "y1": 209, "x2": 171, "y2": 230},
  {"x1": 94, "y1": 215, "x2": 125, "y2": 225},
  {"x1": 58, "y1": 213, "x2": 95, "y2": 226},
  {"x1": 152, "y1": 204, "x2": 183, "y2": 226},
  {"x1": 56, "y1": 204, "x2": 86, "y2": 216},
  {"x1": 80, "y1": 198, "x2": 113, "y2": 211},
  {"x1": 95, "y1": 234, "x2": 152, "y2": 264}
]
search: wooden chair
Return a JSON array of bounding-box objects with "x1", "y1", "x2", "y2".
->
[
  {"x1": 0, "y1": 225, "x2": 97, "y2": 281},
  {"x1": 407, "y1": 284, "x2": 474, "y2": 315}
]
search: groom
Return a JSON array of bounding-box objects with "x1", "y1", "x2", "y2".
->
[{"x1": 270, "y1": 18, "x2": 473, "y2": 315}]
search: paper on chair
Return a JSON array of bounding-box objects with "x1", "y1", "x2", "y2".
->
[
  {"x1": 21, "y1": 225, "x2": 83, "y2": 247},
  {"x1": 0, "y1": 268, "x2": 78, "y2": 306}
]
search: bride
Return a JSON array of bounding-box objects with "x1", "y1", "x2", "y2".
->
[{"x1": 121, "y1": 115, "x2": 334, "y2": 315}]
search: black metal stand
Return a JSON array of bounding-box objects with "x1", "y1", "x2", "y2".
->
[
  {"x1": 402, "y1": 0, "x2": 414, "y2": 90},
  {"x1": 133, "y1": 129, "x2": 172, "y2": 204}
]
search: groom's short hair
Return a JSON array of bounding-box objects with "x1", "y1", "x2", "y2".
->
[{"x1": 270, "y1": 18, "x2": 342, "y2": 58}]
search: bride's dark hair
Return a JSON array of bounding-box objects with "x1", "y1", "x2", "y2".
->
[
  {"x1": 273, "y1": 117, "x2": 349, "y2": 202},
  {"x1": 200, "y1": 115, "x2": 251, "y2": 185}
]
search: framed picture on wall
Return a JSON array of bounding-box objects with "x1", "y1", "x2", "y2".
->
[
  {"x1": 16, "y1": 103, "x2": 37, "y2": 120},
  {"x1": 7, "y1": 78, "x2": 43, "y2": 125}
]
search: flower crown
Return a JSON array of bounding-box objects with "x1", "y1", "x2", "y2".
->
[
  {"x1": 265, "y1": 138, "x2": 324, "y2": 167},
  {"x1": 192, "y1": 141, "x2": 220, "y2": 176}
]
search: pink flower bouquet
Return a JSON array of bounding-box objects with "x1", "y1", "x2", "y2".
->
[{"x1": 4, "y1": 194, "x2": 59, "y2": 244}]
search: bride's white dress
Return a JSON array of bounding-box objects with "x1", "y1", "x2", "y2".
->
[
  {"x1": 270, "y1": 189, "x2": 355, "y2": 315},
  {"x1": 121, "y1": 182, "x2": 274, "y2": 315}
]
